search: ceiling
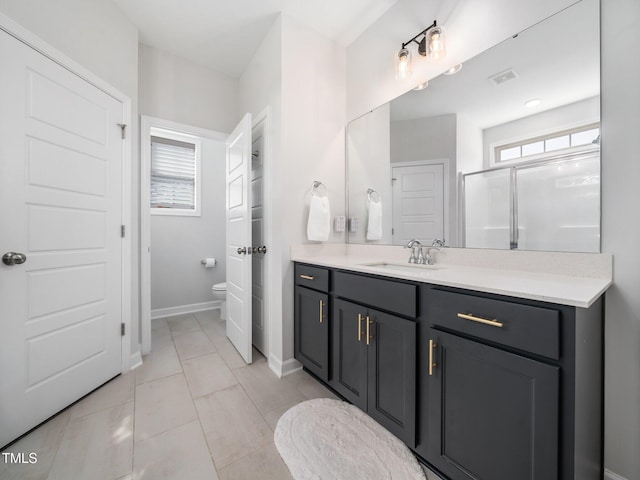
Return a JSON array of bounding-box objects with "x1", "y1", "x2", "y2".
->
[{"x1": 111, "y1": 0, "x2": 398, "y2": 78}]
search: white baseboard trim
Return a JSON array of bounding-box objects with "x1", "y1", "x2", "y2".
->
[
  {"x1": 268, "y1": 354, "x2": 302, "y2": 378},
  {"x1": 605, "y1": 469, "x2": 629, "y2": 480},
  {"x1": 129, "y1": 350, "x2": 143, "y2": 371},
  {"x1": 151, "y1": 301, "x2": 219, "y2": 320}
]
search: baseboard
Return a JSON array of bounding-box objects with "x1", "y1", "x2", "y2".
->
[
  {"x1": 151, "y1": 301, "x2": 219, "y2": 320},
  {"x1": 268, "y1": 354, "x2": 302, "y2": 378},
  {"x1": 129, "y1": 350, "x2": 143, "y2": 371},
  {"x1": 605, "y1": 469, "x2": 629, "y2": 480}
]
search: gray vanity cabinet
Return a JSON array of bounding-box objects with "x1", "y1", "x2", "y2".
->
[
  {"x1": 331, "y1": 272, "x2": 417, "y2": 447},
  {"x1": 294, "y1": 265, "x2": 330, "y2": 381},
  {"x1": 426, "y1": 328, "x2": 559, "y2": 480},
  {"x1": 420, "y1": 287, "x2": 603, "y2": 480},
  {"x1": 292, "y1": 262, "x2": 604, "y2": 480}
]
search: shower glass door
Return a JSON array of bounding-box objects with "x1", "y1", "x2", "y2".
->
[
  {"x1": 462, "y1": 151, "x2": 600, "y2": 253},
  {"x1": 516, "y1": 153, "x2": 600, "y2": 252},
  {"x1": 463, "y1": 169, "x2": 511, "y2": 249}
]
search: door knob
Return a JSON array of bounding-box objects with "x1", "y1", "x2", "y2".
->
[
  {"x1": 2, "y1": 252, "x2": 27, "y2": 266},
  {"x1": 237, "y1": 247, "x2": 246, "y2": 255},
  {"x1": 257, "y1": 246, "x2": 267, "y2": 254}
]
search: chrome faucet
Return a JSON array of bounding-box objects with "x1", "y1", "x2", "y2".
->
[
  {"x1": 405, "y1": 239, "x2": 425, "y2": 264},
  {"x1": 424, "y1": 246, "x2": 440, "y2": 265},
  {"x1": 431, "y1": 238, "x2": 445, "y2": 248},
  {"x1": 424, "y1": 239, "x2": 444, "y2": 265}
]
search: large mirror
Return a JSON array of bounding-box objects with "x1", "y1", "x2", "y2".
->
[{"x1": 346, "y1": 0, "x2": 600, "y2": 252}]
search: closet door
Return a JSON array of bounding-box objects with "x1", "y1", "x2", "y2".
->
[{"x1": 0, "y1": 29, "x2": 124, "y2": 447}]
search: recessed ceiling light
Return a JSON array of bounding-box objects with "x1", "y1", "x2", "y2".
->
[
  {"x1": 443, "y1": 64, "x2": 462, "y2": 75},
  {"x1": 524, "y1": 98, "x2": 542, "y2": 108},
  {"x1": 414, "y1": 81, "x2": 429, "y2": 90}
]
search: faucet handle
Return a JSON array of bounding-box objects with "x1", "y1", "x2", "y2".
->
[{"x1": 431, "y1": 238, "x2": 445, "y2": 248}]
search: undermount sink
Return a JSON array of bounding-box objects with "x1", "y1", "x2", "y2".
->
[{"x1": 360, "y1": 262, "x2": 442, "y2": 273}]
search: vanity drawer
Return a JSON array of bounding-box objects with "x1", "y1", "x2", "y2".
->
[
  {"x1": 295, "y1": 264, "x2": 329, "y2": 292},
  {"x1": 334, "y1": 271, "x2": 416, "y2": 318},
  {"x1": 429, "y1": 289, "x2": 560, "y2": 360}
]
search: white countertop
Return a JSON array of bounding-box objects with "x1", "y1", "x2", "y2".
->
[{"x1": 291, "y1": 245, "x2": 613, "y2": 308}]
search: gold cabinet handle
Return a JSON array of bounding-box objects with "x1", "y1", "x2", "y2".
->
[
  {"x1": 358, "y1": 313, "x2": 363, "y2": 342},
  {"x1": 429, "y1": 339, "x2": 437, "y2": 376},
  {"x1": 299, "y1": 274, "x2": 315, "y2": 280},
  {"x1": 366, "y1": 316, "x2": 373, "y2": 345},
  {"x1": 457, "y1": 312, "x2": 503, "y2": 328},
  {"x1": 319, "y1": 300, "x2": 326, "y2": 323}
]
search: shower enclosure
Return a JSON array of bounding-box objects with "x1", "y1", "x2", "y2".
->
[{"x1": 461, "y1": 149, "x2": 600, "y2": 253}]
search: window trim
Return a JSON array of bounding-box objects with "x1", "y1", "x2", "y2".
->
[
  {"x1": 149, "y1": 126, "x2": 202, "y2": 217},
  {"x1": 490, "y1": 122, "x2": 600, "y2": 167}
]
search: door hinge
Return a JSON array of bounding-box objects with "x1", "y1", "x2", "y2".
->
[
  {"x1": 121, "y1": 225, "x2": 125, "y2": 238},
  {"x1": 117, "y1": 123, "x2": 127, "y2": 139},
  {"x1": 121, "y1": 323, "x2": 125, "y2": 336}
]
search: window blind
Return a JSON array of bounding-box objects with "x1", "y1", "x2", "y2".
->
[{"x1": 150, "y1": 136, "x2": 196, "y2": 210}]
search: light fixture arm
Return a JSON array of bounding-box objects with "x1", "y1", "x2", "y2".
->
[{"x1": 401, "y1": 20, "x2": 437, "y2": 50}]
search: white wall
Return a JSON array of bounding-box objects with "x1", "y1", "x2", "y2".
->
[
  {"x1": 456, "y1": 114, "x2": 483, "y2": 175},
  {"x1": 391, "y1": 114, "x2": 456, "y2": 164},
  {"x1": 139, "y1": 44, "x2": 238, "y2": 133},
  {"x1": 279, "y1": 14, "x2": 346, "y2": 364},
  {"x1": 348, "y1": 103, "x2": 392, "y2": 244},
  {"x1": 149, "y1": 137, "x2": 226, "y2": 311},
  {"x1": 601, "y1": 1, "x2": 640, "y2": 479},
  {"x1": 0, "y1": 0, "x2": 141, "y2": 356},
  {"x1": 139, "y1": 45, "x2": 238, "y2": 313}
]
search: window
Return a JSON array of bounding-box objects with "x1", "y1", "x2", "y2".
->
[
  {"x1": 150, "y1": 128, "x2": 201, "y2": 216},
  {"x1": 494, "y1": 123, "x2": 600, "y2": 165}
]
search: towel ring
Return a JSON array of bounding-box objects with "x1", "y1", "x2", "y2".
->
[
  {"x1": 367, "y1": 188, "x2": 381, "y2": 202},
  {"x1": 312, "y1": 181, "x2": 328, "y2": 197}
]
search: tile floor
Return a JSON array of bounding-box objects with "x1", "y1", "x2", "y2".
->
[{"x1": 0, "y1": 309, "x2": 440, "y2": 480}]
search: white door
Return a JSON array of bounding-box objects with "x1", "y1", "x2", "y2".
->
[
  {"x1": 392, "y1": 163, "x2": 445, "y2": 246},
  {"x1": 225, "y1": 114, "x2": 252, "y2": 364},
  {"x1": 0, "y1": 31, "x2": 123, "y2": 447},
  {"x1": 251, "y1": 129, "x2": 265, "y2": 355}
]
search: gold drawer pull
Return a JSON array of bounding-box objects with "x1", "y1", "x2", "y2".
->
[
  {"x1": 299, "y1": 274, "x2": 315, "y2": 280},
  {"x1": 429, "y1": 339, "x2": 437, "y2": 376},
  {"x1": 358, "y1": 313, "x2": 363, "y2": 342},
  {"x1": 457, "y1": 312, "x2": 503, "y2": 328},
  {"x1": 366, "y1": 316, "x2": 374, "y2": 345},
  {"x1": 319, "y1": 300, "x2": 326, "y2": 323}
]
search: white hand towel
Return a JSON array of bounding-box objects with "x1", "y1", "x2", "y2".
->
[
  {"x1": 307, "y1": 195, "x2": 331, "y2": 241},
  {"x1": 366, "y1": 197, "x2": 383, "y2": 241}
]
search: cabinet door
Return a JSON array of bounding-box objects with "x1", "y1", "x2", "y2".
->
[
  {"x1": 427, "y1": 329, "x2": 559, "y2": 480},
  {"x1": 294, "y1": 286, "x2": 329, "y2": 381},
  {"x1": 367, "y1": 309, "x2": 416, "y2": 447},
  {"x1": 331, "y1": 298, "x2": 367, "y2": 410}
]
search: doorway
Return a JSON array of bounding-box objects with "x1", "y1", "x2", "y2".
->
[
  {"x1": 140, "y1": 112, "x2": 272, "y2": 363},
  {"x1": 391, "y1": 160, "x2": 449, "y2": 246}
]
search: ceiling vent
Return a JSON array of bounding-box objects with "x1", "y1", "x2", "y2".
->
[{"x1": 489, "y1": 69, "x2": 519, "y2": 85}]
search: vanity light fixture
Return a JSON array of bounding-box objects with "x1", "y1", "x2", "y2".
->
[
  {"x1": 413, "y1": 81, "x2": 429, "y2": 90},
  {"x1": 395, "y1": 20, "x2": 446, "y2": 80}
]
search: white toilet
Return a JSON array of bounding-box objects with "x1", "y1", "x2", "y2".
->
[{"x1": 212, "y1": 282, "x2": 227, "y2": 320}]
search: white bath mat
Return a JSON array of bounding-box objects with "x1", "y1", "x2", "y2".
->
[{"x1": 274, "y1": 398, "x2": 426, "y2": 480}]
